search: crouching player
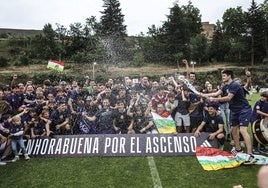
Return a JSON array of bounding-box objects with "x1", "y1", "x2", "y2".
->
[{"x1": 194, "y1": 103, "x2": 225, "y2": 150}]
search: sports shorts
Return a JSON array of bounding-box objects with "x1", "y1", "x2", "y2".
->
[
  {"x1": 231, "y1": 107, "x2": 252, "y2": 127},
  {"x1": 174, "y1": 112, "x2": 190, "y2": 127}
]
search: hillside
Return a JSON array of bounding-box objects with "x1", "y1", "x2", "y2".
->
[
  {"x1": 0, "y1": 28, "x2": 42, "y2": 38},
  {"x1": 1, "y1": 63, "x2": 267, "y2": 88}
]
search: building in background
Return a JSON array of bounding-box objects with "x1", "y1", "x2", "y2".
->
[{"x1": 201, "y1": 22, "x2": 215, "y2": 40}]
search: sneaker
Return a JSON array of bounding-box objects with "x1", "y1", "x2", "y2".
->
[
  {"x1": 259, "y1": 147, "x2": 268, "y2": 155},
  {"x1": 253, "y1": 148, "x2": 260, "y2": 155},
  {"x1": 0, "y1": 161, "x2": 6, "y2": 166},
  {"x1": 24, "y1": 154, "x2": 30, "y2": 160},
  {"x1": 11, "y1": 156, "x2": 19, "y2": 162},
  {"x1": 231, "y1": 147, "x2": 243, "y2": 155},
  {"x1": 244, "y1": 154, "x2": 256, "y2": 165},
  {"x1": 240, "y1": 141, "x2": 245, "y2": 148},
  {"x1": 0, "y1": 156, "x2": 7, "y2": 161}
]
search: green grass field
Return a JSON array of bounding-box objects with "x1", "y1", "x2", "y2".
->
[{"x1": 0, "y1": 93, "x2": 264, "y2": 188}]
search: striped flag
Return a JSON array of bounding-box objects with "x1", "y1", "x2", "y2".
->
[
  {"x1": 47, "y1": 60, "x2": 64, "y2": 72},
  {"x1": 196, "y1": 146, "x2": 268, "y2": 171},
  {"x1": 151, "y1": 112, "x2": 176, "y2": 134},
  {"x1": 196, "y1": 146, "x2": 243, "y2": 171}
]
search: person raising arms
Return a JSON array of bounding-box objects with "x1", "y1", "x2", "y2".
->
[{"x1": 201, "y1": 69, "x2": 254, "y2": 165}]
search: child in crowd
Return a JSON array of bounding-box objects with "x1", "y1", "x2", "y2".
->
[{"x1": 6, "y1": 115, "x2": 30, "y2": 162}]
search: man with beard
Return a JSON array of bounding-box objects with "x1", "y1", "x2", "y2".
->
[{"x1": 194, "y1": 102, "x2": 225, "y2": 150}]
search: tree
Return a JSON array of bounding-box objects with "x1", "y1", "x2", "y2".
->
[
  {"x1": 222, "y1": 7, "x2": 247, "y2": 62},
  {"x1": 190, "y1": 34, "x2": 208, "y2": 64},
  {"x1": 259, "y1": 0, "x2": 268, "y2": 58},
  {"x1": 147, "y1": 2, "x2": 202, "y2": 64},
  {"x1": 246, "y1": 0, "x2": 267, "y2": 65},
  {"x1": 31, "y1": 23, "x2": 58, "y2": 60},
  {"x1": 96, "y1": 0, "x2": 129, "y2": 65},
  {"x1": 98, "y1": 0, "x2": 127, "y2": 37},
  {"x1": 55, "y1": 23, "x2": 67, "y2": 61},
  {"x1": 66, "y1": 22, "x2": 84, "y2": 57},
  {"x1": 137, "y1": 34, "x2": 166, "y2": 63},
  {"x1": 85, "y1": 16, "x2": 101, "y2": 35},
  {"x1": 209, "y1": 20, "x2": 230, "y2": 62}
]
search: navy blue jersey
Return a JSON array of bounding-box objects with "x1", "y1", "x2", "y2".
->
[
  {"x1": 5, "y1": 121, "x2": 24, "y2": 139},
  {"x1": 28, "y1": 101, "x2": 46, "y2": 115},
  {"x1": 31, "y1": 120, "x2": 46, "y2": 135},
  {"x1": 7, "y1": 93, "x2": 24, "y2": 111},
  {"x1": 68, "y1": 89, "x2": 84, "y2": 108},
  {"x1": 250, "y1": 100, "x2": 268, "y2": 123},
  {"x1": 175, "y1": 94, "x2": 189, "y2": 115},
  {"x1": 23, "y1": 92, "x2": 36, "y2": 105},
  {"x1": 203, "y1": 114, "x2": 224, "y2": 132},
  {"x1": 21, "y1": 113, "x2": 34, "y2": 125},
  {"x1": 222, "y1": 81, "x2": 250, "y2": 112},
  {"x1": 49, "y1": 109, "x2": 70, "y2": 128},
  {"x1": 189, "y1": 93, "x2": 204, "y2": 117},
  {"x1": 132, "y1": 114, "x2": 149, "y2": 133},
  {"x1": 95, "y1": 108, "x2": 114, "y2": 131},
  {"x1": 111, "y1": 110, "x2": 131, "y2": 133}
]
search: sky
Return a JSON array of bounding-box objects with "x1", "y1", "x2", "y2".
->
[{"x1": 0, "y1": 0, "x2": 264, "y2": 36}]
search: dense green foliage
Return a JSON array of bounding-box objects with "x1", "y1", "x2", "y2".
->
[
  {"x1": 0, "y1": 0, "x2": 267, "y2": 68},
  {"x1": 147, "y1": 2, "x2": 202, "y2": 63}
]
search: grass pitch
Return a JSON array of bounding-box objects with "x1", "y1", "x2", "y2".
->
[{"x1": 0, "y1": 156, "x2": 260, "y2": 188}]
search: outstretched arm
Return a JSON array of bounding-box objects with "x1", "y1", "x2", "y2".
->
[
  {"x1": 209, "y1": 93, "x2": 234, "y2": 103},
  {"x1": 244, "y1": 69, "x2": 252, "y2": 91},
  {"x1": 182, "y1": 59, "x2": 190, "y2": 80}
]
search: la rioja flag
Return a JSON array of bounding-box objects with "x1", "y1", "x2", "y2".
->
[
  {"x1": 196, "y1": 146, "x2": 268, "y2": 171},
  {"x1": 47, "y1": 60, "x2": 64, "y2": 72},
  {"x1": 151, "y1": 112, "x2": 176, "y2": 134}
]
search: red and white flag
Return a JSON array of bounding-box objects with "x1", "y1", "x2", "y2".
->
[{"x1": 47, "y1": 60, "x2": 64, "y2": 72}]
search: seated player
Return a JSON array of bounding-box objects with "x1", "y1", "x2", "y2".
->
[{"x1": 194, "y1": 102, "x2": 225, "y2": 150}]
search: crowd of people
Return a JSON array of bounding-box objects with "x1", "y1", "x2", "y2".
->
[{"x1": 0, "y1": 59, "x2": 268, "y2": 167}]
